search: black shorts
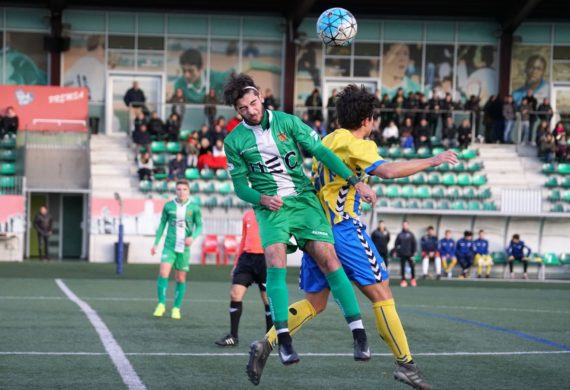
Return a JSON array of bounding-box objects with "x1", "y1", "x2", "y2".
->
[{"x1": 232, "y1": 253, "x2": 267, "y2": 290}]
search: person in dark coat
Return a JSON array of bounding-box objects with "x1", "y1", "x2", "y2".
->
[
  {"x1": 371, "y1": 220, "x2": 390, "y2": 267},
  {"x1": 33, "y1": 206, "x2": 53, "y2": 261},
  {"x1": 394, "y1": 221, "x2": 417, "y2": 287}
]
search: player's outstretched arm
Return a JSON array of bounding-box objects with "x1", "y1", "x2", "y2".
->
[{"x1": 372, "y1": 150, "x2": 458, "y2": 180}]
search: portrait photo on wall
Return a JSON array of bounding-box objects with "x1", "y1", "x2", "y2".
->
[
  {"x1": 295, "y1": 41, "x2": 323, "y2": 107},
  {"x1": 380, "y1": 42, "x2": 423, "y2": 99},
  {"x1": 425, "y1": 44, "x2": 454, "y2": 98},
  {"x1": 166, "y1": 38, "x2": 209, "y2": 104},
  {"x1": 457, "y1": 45, "x2": 498, "y2": 104},
  {"x1": 1, "y1": 32, "x2": 48, "y2": 86},
  {"x1": 511, "y1": 45, "x2": 551, "y2": 105},
  {"x1": 62, "y1": 34, "x2": 106, "y2": 102}
]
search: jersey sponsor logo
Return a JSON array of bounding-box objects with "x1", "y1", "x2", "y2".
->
[
  {"x1": 277, "y1": 132, "x2": 287, "y2": 142},
  {"x1": 311, "y1": 230, "x2": 329, "y2": 236},
  {"x1": 283, "y1": 151, "x2": 298, "y2": 170}
]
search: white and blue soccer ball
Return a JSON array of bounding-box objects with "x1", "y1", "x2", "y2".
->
[{"x1": 316, "y1": 8, "x2": 358, "y2": 47}]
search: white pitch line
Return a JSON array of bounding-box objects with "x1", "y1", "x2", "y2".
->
[
  {"x1": 1, "y1": 350, "x2": 569, "y2": 357},
  {"x1": 55, "y1": 279, "x2": 146, "y2": 390}
]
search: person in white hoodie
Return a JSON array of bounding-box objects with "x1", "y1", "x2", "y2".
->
[{"x1": 382, "y1": 120, "x2": 399, "y2": 146}]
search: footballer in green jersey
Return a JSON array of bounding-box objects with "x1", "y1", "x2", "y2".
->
[
  {"x1": 151, "y1": 180, "x2": 203, "y2": 320},
  {"x1": 223, "y1": 73, "x2": 376, "y2": 366}
]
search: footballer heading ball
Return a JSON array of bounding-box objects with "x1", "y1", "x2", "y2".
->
[{"x1": 316, "y1": 7, "x2": 358, "y2": 47}]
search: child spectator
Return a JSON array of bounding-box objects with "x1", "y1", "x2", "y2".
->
[
  {"x1": 137, "y1": 152, "x2": 154, "y2": 181},
  {"x1": 185, "y1": 131, "x2": 200, "y2": 168},
  {"x1": 455, "y1": 231, "x2": 475, "y2": 278}
]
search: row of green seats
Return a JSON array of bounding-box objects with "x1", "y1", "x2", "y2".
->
[
  {"x1": 150, "y1": 141, "x2": 183, "y2": 154},
  {"x1": 378, "y1": 146, "x2": 477, "y2": 160},
  {"x1": 542, "y1": 163, "x2": 570, "y2": 175},
  {"x1": 544, "y1": 176, "x2": 570, "y2": 188},
  {"x1": 0, "y1": 150, "x2": 16, "y2": 162},
  {"x1": 549, "y1": 203, "x2": 570, "y2": 213},
  {"x1": 547, "y1": 190, "x2": 570, "y2": 202},
  {"x1": 378, "y1": 185, "x2": 491, "y2": 200},
  {"x1": 0, "y1": 163, "x2": 15, "y2": 175},
  {"x1": 0, "y1": 137, "x2": 16, "y2": 150},
  {"x1": 492, "y1": 251, "x2": 570, "y2": 266},
  {"x1": 378, "y1": 172, "x2": 487, "y2": 186},
  {"x1": 184, "y1": 168, "x2": 229, "y2": 181},
  {"x1": 139, "y1": 179, "x2": 233, "y2": 195},
  {"x1": 0, "y1": 176, "x2": 16, "y2": 188},
  {"x1": 381, "y1": 199, "x2": 496, "y2": 211}
]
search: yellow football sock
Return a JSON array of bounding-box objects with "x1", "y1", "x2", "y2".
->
[
  {"x1": 266, "y1": 299, "x2": 316, "y2": 346},
  {"x1": 373, "y1": 299, "x2": 413, "y2": 363}
]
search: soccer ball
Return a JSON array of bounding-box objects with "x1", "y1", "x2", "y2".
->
[{"x1": 316, "y1": 8, "x2": 358, "y2": 47}]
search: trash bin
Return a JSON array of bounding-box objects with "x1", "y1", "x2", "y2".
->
[
  {"x1": 114, "y1": 242, "x2": 129, "y2": 264},
  {"x1": 89, "y1": 117, "x2": 100, "y2": 134}
]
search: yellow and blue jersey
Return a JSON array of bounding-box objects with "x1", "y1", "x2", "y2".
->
[{"x1": 311, "y1": 129, "x2": 385, "y2": 225}]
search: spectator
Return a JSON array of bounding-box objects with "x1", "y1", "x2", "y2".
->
[
  {"x1": 539, "y1": 133, "x2": 556, "y2": 163},
  {"x1": 204, "y1": 88, "x2": 218, "y2": 130},
  {"x1": 185, "y1": 131, "x2": 200, "y2": 168},
  {"x1": 421, "y1": 226, "x2": 441, "y2": 280},
  {"x1": 148, "y1": 111, "x2": 165, "y2": 140},
  {"x1": 536, "y1": 120, "x2": 550, "y2": 151},
  {"x1": 123, "y1": 81, "x2": 146, "y2": 117},
  {"x1": 209, "y1": 123, "x2": 227, "y2": 146},
  {"x1": 440, "y1": 93, "x2": 455, "y2": 122},
  {"x1": 133, "y1": 111, "x2": 147, "y2": 133},
  {"x1": 168, "y1": 152, "x2": 187, "y2": 180},
  {"x1": 413, "y1": 117, "x2": 432, "y2": 149},
  {"x1": 483, "y1": 95, "x2": 498, "y2": 143},
  {"x1": 198, "y1": 124, "x2": 211, "y2": 144},
  {"x1": 169, "y1": 87, "x2": 186, "y2": 122},
  {"x1": 305, "y1": 88, "x2": 323, "y2": 122},
  {"x1": 400, "y1": 117, "x2": 414, "y2": 149},
  {"x1": 441, "y1": 117, "x2": 459, "y2": 148},
  {"x1": 137, "y1": 152, "x2": 154, "y2": 181},
  {"x1": 553, "y1": 121, "x2": 566, "y2": 138},
  {"x1": 327, "y1": 88, "x2": 338, "y2": 127},
  {"x1": 301, "y1": 111, "x2": 312, "y2": 127},
  {"x1": 371, "y1": 220, "x2": 390, "y2": 268},
  {"x1": 313, "y1": 119, "x2": 326, "y2": 138},
  {"x1": 197, "y1": 138, "x2": 213, "y2": 170},
  {"x1": 507, "y1": 234, "x2": 532, "y2": 279},
  {"x1": 165, "y1": 113, "x2": 181, "y2": 142},
  {"x1": 394, "y1": 221, "x2": 417, "y2": 287},
  {"x1": 537, "y1": 98, "x2": 553, "y2": 127},
  {"x1": 455, "y1": 230, "x2": 475, "y2": 278},
  {"x1": 519, "y1": 98, "x2": 532, "y2": 144},
  {"x1": 474, "y1": 229, "x2": 492, "y2": 278},
  {"x1": 427, "y1": 91, "x2": 441, "y2": 134},
  {"x1": 557, "y1": 133, "x2": 568, "y2": 162},
  {"x1": 2, "y1": 106, "x2": 19, "y2": 139},
  {"x1": 438, "y1": 230, "x2": 457, "y2": 279},
  {"x1": 524, "y1": 89, "x2": 539, "y2": 139},
  {"x1": 263, "y1": 88, "x2": 279, "y2": 110},
  {"x1": 213, "y1": 139, "x2": 226, "y2": 158},
  {"x1": 216, "y1": 116, "x2": 226, "y2": 130},
  {"x1": 33, "y1": 206, "x2": 53, "y2": 261},
  {"x1": 457, "y1": 119, "x2": 472, "y2": 149},
  {"x1": 132, "y1": 123, "x2": 151, "y2": 155},
  {"x1": 464, "y1": 95, "x2": 481, "y2": 139},
  {"x1": 382, "y1": 120, "x2": 399, "y2": 146},
  {"x1": 502, "y1": 95, "x2": 515, "y2": 144},
  {"x1": 226, "y1": 113, "x2": 242, "y2": 134}
]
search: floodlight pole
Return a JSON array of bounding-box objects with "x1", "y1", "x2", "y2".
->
[{"x1": 114, "y1": 192, "x2": 124, "y2": 275}]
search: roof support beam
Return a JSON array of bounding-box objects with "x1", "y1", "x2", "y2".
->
[{"x1": 501, "y1": 0, "x2": 542, "y2": 33}]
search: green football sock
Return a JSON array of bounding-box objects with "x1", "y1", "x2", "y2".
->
[
  {"x1": 266, "y1": 267, "x2": 289, "y2": 330},
  {"x1": 326, "y1": 268, "x2": 362, "y2": 323},
  {"x1": 157, "y1": 277, "x2": 169, "y2": 305},
  {"x1": 173, "y1": 282, "x2": 186, "y2": 309}
]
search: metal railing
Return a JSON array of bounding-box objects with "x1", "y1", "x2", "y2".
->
[{"x1": 0, "y1": 175, "x2": 25, "y2": 195}]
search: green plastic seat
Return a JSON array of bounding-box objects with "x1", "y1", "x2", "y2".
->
[
  {"x1": 483, "y1": 201, "x2": 497, "y2": 211},
  {"x1": 417, "y1": 147, "x2": 431, "y2": 158},
  {"x1": 472, "y1": 175, "x2": 488, "y2": 186},
  {"x1": 491, "y1": 252, "x2": 507, "y2": 265},
  {"x1": 153, "y1": 180, "x2": 168, "y2": 192},
  {"x1": 406, "y1": 200, "x2": 420, "y2": 209},
  {"x1": 152, "y1": 154, "x2": 167, "y2": 166},
  {"x1": 412, "y1": 173, "x2": 426, "y2": 185},
  {"x1": 457, "y1": 173, "x2": 472, "y2": 186},
  {"x1": 543, "y1": 253, "x2": 560, "y2": 266},
  {"x1": 377, "y1": 199, "x2": 389, "y2": 208},
  {"x1": 550, "y1": 203, "x2": 564, "y2": 212},
  {"x1": 467, "y1": 200, "x2": 482, "y2": 211},
  {"x1": 562, "y1": 190, "x2": 570, "y2": 202},
  {"x1": 548, "y1": 190, "x2": 561, "y2": 202},
  {"x1": 453, "y1": 162, "x2": 466, "y2": 172},
  {"x1": 204, "y1": 197, "x2": 218, "y2": 208},
  {"x1": 202, "y1": 182, "x2": 215, "y2": 194},
  {"x1": 461, "y1": 149, "x2": 477, "y2": 160},
  {"x1": 166, "y1": 142, "x2": 182, "y2": 154},
  {"x1": 467, "y1": 162, "x2": 483, "y2": 172},
  {"x1": 0, "y1": 137, "x2": 16, "y2": 149},
  {"x1": 450, "y1": 200, "x2": 467, "y2": 210},
  {"x1": 431, "y1": 186, "x2": 445, "y2": 198},
  {"x1": 0, "y1": 150, "x2": 16, "y2": 162},
  {"x1": 368, "y1": 176, "x2": 381, "y2": 185},
  {"x1": 478, "y1": 188, "x2": 492, "y2": 199},
  {"x1": 375, "y1": 186, "x2": 384, "y2": 196},
  {"x1": 544, "y1": 176, "x2": 559, "y2": 188},
  {"x1": 200, "y1": 168, "x2": 214, "y2": 180},
  {"x1": 154, "y1": 172, "x2": 168, "y2": 180},
  {"x1": 432, "y1": 147, "x2": 445, "y2": 156},
  {"x1": 442, "y1": 173, "x2": 457, "y2": 186},
  {"x1": 557, "y1": 163, "x2": 570, "y2": 175},
  {"x1": 416, "y1": 186, "x2": 431, "y2": 199},
  {"x1": 179, "y1": 129, "x2": 192, "y2": 141},
  {"x1": 361, "y1": 202, "x2": 372, "y2": 212},
  {"x1": 220, "y1": 196, "x2": 234, "y2": 208},
  {"x1": 167, "y1": 181, "x2": 177, "y2": 193},
  {"x1": 430, "y1": 136, "x2": 442, "y2": 147},
  {"x1": 462, "y1": 187, "x2": 476, "y2": 199},
  {"x1": 386, "y1": 185, "x2": 401, "y2": 198},
  {"x1": 559, "y1": 253, "x2": 570, "y2": 265},
  {"x1": 561, "y1": 177, "x2": 570, "y2": 188},
  {"x1": 139, "y1": 180, "x2": 152, "y2": 192},
  {"x1": 388, "y1": 146, "x2": 402, "y2": 159},
  {"x1": 428, "y1": 172, "x2": 441, "y2": 185},
  {"x1": 217, "y1": 182, "x2": 232, "y2": 195},
  {"x1": 0, "y1": 163, "x2": 16, "y2": 175},
  {"x1": 446, "y1": 187, "x2": 460, "y2": 199},
  {"x1": 190, "y1": 195, "x2": 202, "y2": 206},
  {"x1": 185, "y1": 168, "x2": 200, "y2": 180},
  {"x1": 401, "y1": 185, "x2": 415, "y2": 198},
  {"x1": 402, "y1": 148, "x2": 416, "y2": 159},
  {"x1": 378, "y1": 146, "x2": 388, "y2": 157},
  {"x1": 392, "y1": 200, "x2": 404, "y2": 209},
  {"x1": 542, "y1": 163, "x2": 555, "y2": 174},
  {"x1": 216, "y1": 169, "x2": 230, "y2": 180},
  {"x1": 438, "y1": 200, "x2": 450, "y2": 209},
  {"x1": 150, "y1": 141, "x2": 166, "y2": 154},
  {"x1": 436, "y1": 162, "x2": 450, "y2": 172},
  {"x1": 189, "y1": 182, "x2": 200, "y2": 193},
  {"x1": 396, "y1": 176, "x2": 410, "y2": 184},
  {"x1": 423, "y1": 199, "x2": 435, "y2": 209}
]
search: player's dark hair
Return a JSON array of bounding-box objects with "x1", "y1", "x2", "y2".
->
[
  {"x1": 513, "y1": 234, "x2": 520, "y2": 240},
  {"x1": 180, "y1": 48, "x2": 203, "y2": 69},
  {"x1": 223, "y1": 73, "x2": 260, "y2": 106},
  {"x1": 464, "y1": 230, "x2": 473, "y2": 237},
  {"x1": 176, "y1": 180, "x2": 189, "y2": 188},
  {"x1": 336, "y1": 84, "x2": 378, "y2": 130},
  {"x1": 479, "y1": 229, "x2": 485, "y2": 234},
  {"x1": 427, "y1": 226, "x2": 434, "y2": 230},
  {"x1": 445, "y1": 229, "x2": 451, "y2": 234}
]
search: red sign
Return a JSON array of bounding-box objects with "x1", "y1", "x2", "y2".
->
[
  {"x1": 0, "y1": 85, "x2": 88, "y2": 132},
  {"x1": 0, "y1": 195, "x2": 25, "y2": 223}
]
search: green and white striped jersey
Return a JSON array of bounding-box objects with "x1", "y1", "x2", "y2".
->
[
  {"x1": 154, "y1": 199, "x2": 203, "y2": 253},
  {"x1": 225, "y1": 110, "x2": 321, "y2": 197}
]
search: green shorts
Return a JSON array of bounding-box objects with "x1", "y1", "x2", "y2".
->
[
  {"x1": 161, "y1": 247, "x2": 190, "y2": 271},
  {"x1": 255, "y1": 191, "x2": 334, "y2": 252}
]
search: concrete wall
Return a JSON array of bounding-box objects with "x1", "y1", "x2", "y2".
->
[{"x1": 0, "y1": 233, "x2": 24, "y2": 261}]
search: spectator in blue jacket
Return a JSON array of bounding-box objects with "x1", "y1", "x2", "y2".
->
[
  {"x1": 421, "y1": 226, "x2": 441, "y2": 280},
  {"x1": 507, "y1": 234, "x2": 532, "y2": 279},
  {"x1": 474, "y1": 229, "x2": 493, "y2": 278},
  {"x1": 439, "y1": 230, "x2": 457, "y2": 279},
  {"x1": 456, "y1": 231, "x2": 475, "y2": 278}
]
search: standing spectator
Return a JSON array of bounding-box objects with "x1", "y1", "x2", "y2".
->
[
  {"x1": 483, "y1": 95, "x2": 497, "y2": 143},
  {"x1": 371, "y1": 220, "x2": 390, "y2": 268},
  {"x1": 439, "y1": 230, "x2": 457, "y2": 279},
  {"x1": 440, "y1": 93, "x2": 455, "y2": 123},
  {"x1": 33, "y1": 206, "x2": 53, "y2": 261},
  {"x1": 169, "y1": 87, "x2": 186, "y2": 122},
  {"x1": 413, "y1": 118, "x2": 432, "y2": 149},
  {"x1": 507, "y1": 234, "x2": 532, "y2": 279},
  {"x1": 474, "y1": 229, "x2": 493, "y2": 278},
  {"x1": 226, "y1": 113, "x2": 242, "y2": 134},
  {"x1": 464, "y1": 95, "x2": 481, "y2": 140},
  {"x1": 441, "y1": 117, "x2": 459, "y2": 148},
  {"x1": 379, "y1": 93, "x2": 393, "y2": 128},
  {"x1": 536, "y1": 120, "x2": 550, "y2": 154},
  {"x1": 165, "y1": 113, "x2": 181, "y2": 142},
  {"x1": 326, "y1": 89, "x2": 338, "y2": 127},
  {"x1": 455, "y1": 231, "x2": 475, "y2": 278},
  {"x1": 168, "y1": 152, "x2": 187, "y2": 180},
  {"x1": 502, "y1": 95, "x2": 515, "y2": 144},
  {"x1": 148, "y1": 111, "x2": 165, "y2": 140},
  {"x1": 2, "y1": 106, "x2": 19, "y2": 138},
  {"x1": 132, "y1": 123, "x2": 151, "y2": 155},
  {"x1": 519, "y1": 98, "x2": 532, "y2": 144},
  {"x1": 382, "y1": 120, "x2": 399, "y2": 146},
  {"x1": 209, "y1": 123, "x2": 227, "y2": 146},
  {"x1": 427, "y1": 91, "x2": 441, "y2": 134},
  {"x1": 263, "y1": 88, "x2": 278, "y2": 110},
  {"x1": 394, "y1": 221, "x2": 417, "y2": 287},
  {"x1": 123, "y1": 81, "x2": 146, "y2": 115},
  {"x1": 305, "y1": 88, "x2": 323, "y2": 122},
  {"x1": 524, "y1": 89, "x2": 539, "y2": 139},
  {"x1": 537, "y1": 98, "x2": 553, "y2": 129},
  {"x1": 457, "y1": 119, "x2": 472, "y2": 149},
  {"x1": 204, "y1": 88, "x2": 218, "y2": 130},
  {"x1": 421, "y1": 226, "x2": 441, "y2": 280},
  {"x1": 137, "y1": 152, "x2": 154, "y2": 181}
]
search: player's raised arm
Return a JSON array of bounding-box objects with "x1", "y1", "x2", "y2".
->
[{"x1": 371, "y1": 149, "x2": 458, "y2": 179}]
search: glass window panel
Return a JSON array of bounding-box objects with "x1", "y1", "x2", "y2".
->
[
  {"x1": 243, "y1": 40, "x2": 283, "y2": 101},
  {"x1": 295, "y1": 41, "x2": 323, "y2": 107},
  {"x1": 62, "y1": 34, "x2": 106, "y2": 102},
  {"x1": 138, "y1": 52, "x2": 164, "y2": 71},
  {"x1": 384, "y1": 21, "x2": 423, "y2": 42},
  {"x1": 554, "y1": 46, "x2": 570, "y2": 60},
  {"x1": 138, "y1": 14, "x2": 164, "y2": 34},
  {"x1": 243, "y1": 17, "x2": 283, "y2": 39},
  {"x1": 456, "y1": 45, "x2": 498, "y2": 103},
  {"x1": 515, "y1": 23, "x2": 551, "y2": 44},
  {"x1": 354, "y1": 59, "x2": 379, "y2": 78},
  {"x1": 553, "y1": 63, "x2": 570, "y2": 81},
  {"x1": 326, "y1": 45, "x2": 350, "y2": 56},
  {"x1": 167, "y1": 15, "x2": 208, "y2": 36},
  {"x1": 457, "y1": 22, "x2": 498, "y2": 44},
  {"x1": 325, "y1": 58, "x2": 350, "y2": 77},
  {"x1": 5, "y1": 32, "x2": 48, "y2": 85},
  {"x1": 63, "y1": 11, "x2": 106, "y2": 32},
  {"x1": 108, "y1": 13, "x2": 135, "y2": 34},
  {"x1": 108, "y1": 50, "x2": 135, "y2": 70},
  {"x1": 109, "y1": 35, "x2": 135, "y2": 50},
  {"x1": 138, "y1": 36, "x2": 164, "y2": 51},
  {"x1": 211, "y1": 17, "x2": 240, "y2": 37},
  {"x1": 210, "y1": 39, "x2": 239, "y2": 102},
  {"x1": 5, "y1": 8, "x2": 49, "y2": 31},
  {"x1": 354, "y1": 42, "x2": 379, "y2": 57}
]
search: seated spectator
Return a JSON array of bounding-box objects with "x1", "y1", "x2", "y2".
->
[
  {"x1": 133, "y1": 111, "x2": 147, "y2": 132},
  {"x1": 132, "y1": 124, "x2": 151, "y2": 155},
  {"x1": 536, "y1": 120, "x2": 550, "y2": 148},
  {"x1": 198, "y1": 124, "x2": 211, "y2": 143},
  {"x1": 2, "y1": 106, "x2": 19, "y2": 138},
  {"x1": 507, "y1": 234, "x2": 532, "y2": 279},
  {"x1": 137, "y1": 152, "x2": 154, "y2": 181},
  {"x1": 168, "y1": 152, "x2": 187, "y2": 180},
  {"x1": 457, "y1": 119, "x2": 472, "y2": 149},
  {"x1": 441, "y1": 117, "x2": 459, "y2": 148},
  {"x1": 313, "y1": 119, "x2": 326, "y2": 138},
  {"x1": 540, "y1": 133, "x2": 556, "y2": 163},
  {"x1": 169, "y1": 87, "x2": 186, "y2": 122},
  {"x1": 148, "y1": 111, "x2": 165, "y2": 140},
  {"x1": 213, "y1": 139, "x2": 226, "y2": 158},
  {"x1": 301, "y1": 111, "x2": 312, "y2": 127},
  {"x1": 413, "y1": 118, "x2": 432, "y2": 149},
  {"x1": 165, "y1": 113, "x2": 181, "y2": 142},
  {"x1": 557, "y1": 133, "x2": 568, "y2": 162},
  {"x1": 421, "y1": 226, "x2": 441, "y2": 280},
  {"x1": 209, "y1": 123, "x2": 227, "y2": 145},
  {"x1": 216, "y1": 116, "x2": 226, "y2": 130},
  {"x1": 400, "y1": 117, "x2": 415, "y2": 148},
  {"x1": 185, "y1": 131, "x2": 200, "y2": 167},
  {"x1": 474, "y1": 229, "x2": 492, "y2": 278},
  {"x1": 439, "y1": 230, "x2": 457, "y2": 279},
  {"x1": 455, "y1": 231, "x2": 475, "y2": 279},
  {"x1": 226, "y1": 113, "x2": 242, "y2": 134},
  {"x1": 382, "y1": 120, "x2": 399, "y2": 146},
  {"x1": 553, "y1": 121, "x2": 566, "y2": 138}
]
